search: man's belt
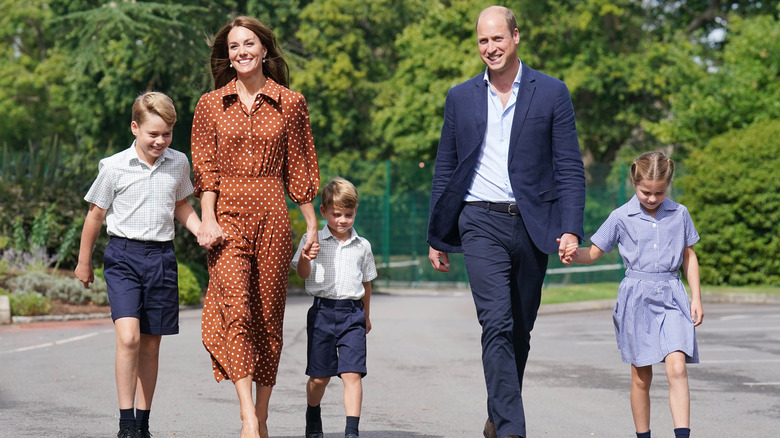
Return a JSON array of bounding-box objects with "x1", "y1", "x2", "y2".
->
[{"x1": 466, "y1": 201, "x2": 520, "y2": 216}]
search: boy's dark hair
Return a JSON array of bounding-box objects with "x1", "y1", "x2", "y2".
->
[{"x1": 321, "y1": 177, "x2": 358, "y2": 211}]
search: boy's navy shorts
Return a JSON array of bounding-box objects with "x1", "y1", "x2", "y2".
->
[
  {"x1": 306, "y1": 297, "x2": 367, "y2": 378},
  {"x1": 103, "y1": 237, "x2": 179, "y2": 335}
]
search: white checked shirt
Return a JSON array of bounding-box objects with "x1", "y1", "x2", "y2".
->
[
  {"x1": 291, "y1": 227, "x2": 378, "y2": 300},
  {"x1": 84, "y1": 142, "x2": 194, "y2": 241}
]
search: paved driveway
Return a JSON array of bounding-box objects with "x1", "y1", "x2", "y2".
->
[{"x1": 1, "y1": 293, "x2": 778, "y2": 437}]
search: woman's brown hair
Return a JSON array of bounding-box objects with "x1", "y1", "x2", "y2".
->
[{"x1": 209, "y1": 16, "x2": 289, "y2": 89}]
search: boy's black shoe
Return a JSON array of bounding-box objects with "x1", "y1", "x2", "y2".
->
[
  {"x1": 345, "y1": 434, "x2": 359, "y2": 438},
  {"x1": 117, "y1": 425, "x2": 139, "y2": 438},
  {"x1": 305, "y1": 433, "x2": 324, "y2": 438},
  {"x1": 137, "y1": 427, "x2": 152, "y2": 438}
]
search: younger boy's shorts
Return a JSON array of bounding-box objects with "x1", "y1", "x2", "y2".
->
[
  {"x1": 103, "y1": 237, "x2": 179, "y2": 335},
  {"x1": 306, "y1": 297, "x2": 367, "y2": 378}
]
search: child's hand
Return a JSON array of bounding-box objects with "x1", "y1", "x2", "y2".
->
[
  {"x1": 74, "y1": 263, "x2": 94, "y2": 289},
  {"x1": 691, "y1": 298, "x2": 704, "y2": 326},
  {"x1": 365, "y1": 316, "x2": 372, "y2": 334},
  {"x1": 209, "y1": 234, "x2": 224, "y2": 248},
  {"x1": 556, "y1": 238, "x2": 579, "y2": 265},
  {"x1": 302, "y1": 242, "x2": 320, "y2": 260},
  {"x1": 197, "y1": 220, "x2": 224, "y2": 250}
]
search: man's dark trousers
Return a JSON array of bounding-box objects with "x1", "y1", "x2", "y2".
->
[{"x1": 459, "y1": 203, "x2": 548, "y2": 438}]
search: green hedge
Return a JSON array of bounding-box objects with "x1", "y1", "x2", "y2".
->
[{"x1": 679, "y1": 120, "x2": 780, "y2": 285}]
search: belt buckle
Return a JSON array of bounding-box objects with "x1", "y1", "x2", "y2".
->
[{"x1": 507, "y1": 204, "x2": 519, "y2": 215}]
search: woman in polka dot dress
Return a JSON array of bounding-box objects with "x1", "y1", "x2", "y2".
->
[{"x1": 192, "y1": 16, "x2": 320, "y2": 438}]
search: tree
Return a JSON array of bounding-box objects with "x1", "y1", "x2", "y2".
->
[
  {"x1": 372, "y1": 0, "x2": 484, "y2": 161},
  {"x1": 648, "y1": 12, "x2": 780, "y2": 152},
  {"x1": 292, "y1": 0, "x2": 426, "y2": 157},
  {"x1": 0, "y1": 0, "x2": 69, "y2": 146},
  {"x1": 50, "y1": 1, "x2": 224, "y2": 152}
]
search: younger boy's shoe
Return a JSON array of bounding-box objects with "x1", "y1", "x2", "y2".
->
[
  {"x1": 305, "y1": 433, "x2": 324, "y2": 438},
  {"x1": 345, "y1": 434, "x2": 359, "y2": 438},
  {"x1": 117, "y1": 425, "x2": 139, "y2": 438},
  {"x1": 137, "y1": 427, "x2": 152, "y2": 438}
]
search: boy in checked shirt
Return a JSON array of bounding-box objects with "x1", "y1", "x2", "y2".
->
[
  {"x1": 75, "y1": 92, "x2": 207, "y2": 438},
  {"x1": 292, "y1": 177, "x2": 377, "y2": 438}
]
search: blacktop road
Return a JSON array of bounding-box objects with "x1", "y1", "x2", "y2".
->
[{"x1": 1, "y1": 290, "x2": 779, "y2": 437}]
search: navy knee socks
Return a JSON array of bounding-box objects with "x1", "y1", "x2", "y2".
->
[
  {"x1": 306, "y1": 404, "x2": 322, "y2": 434},
  {"x1": 119, "y1": 408, "x2": 135, "y2": 428},
  {"x1": 345, "y1": 416, "x2": 360, "y2": 436},
  {"x1": 674, "y1": 427, "x2": 691, "y2": 438}
]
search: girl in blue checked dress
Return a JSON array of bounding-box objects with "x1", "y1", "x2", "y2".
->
[{"x1": 560, "y1": 151, "x2": 703, "y2": 438}]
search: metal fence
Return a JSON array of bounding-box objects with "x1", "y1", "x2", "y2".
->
[{"x1": 304, "y1": 160, "x2": 650, "y2": 288}]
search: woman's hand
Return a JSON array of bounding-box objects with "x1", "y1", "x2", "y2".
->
[
  {"x1": 197, "y1": 216, "x2": 224, "y2": 250},
  {"x1": 301, "y1": 228, "x2": 319, "y2": 260}
]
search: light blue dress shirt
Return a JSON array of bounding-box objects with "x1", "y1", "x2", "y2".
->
[{"x1": 464, "y1": 62, "x2": 523, "y2": 203}]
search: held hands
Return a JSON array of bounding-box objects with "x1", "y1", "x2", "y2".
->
[
  {"x1": 301, "y1": 241, "x2": 320, "y2": 261},
  {"x1": 557, "y1": 234, "x2": 580, "y2": 264},
  {"x1": 300, "y1": 230, "x2": 320, "y2": 260},
  {"x1": 197, "y1": 218, "x2": 225, "y2": 250}
]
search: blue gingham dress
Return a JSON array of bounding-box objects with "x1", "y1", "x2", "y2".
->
[{"x1": 590, "y1": 196, "x2": 700, "y2": 367}]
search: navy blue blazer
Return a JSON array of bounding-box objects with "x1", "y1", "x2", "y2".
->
[{"x1": 427, "y1": 64, "x2": 586, "y2": 255}]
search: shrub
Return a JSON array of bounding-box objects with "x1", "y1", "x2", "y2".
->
[
  {"x1": 178, "y1": 263, "x2": 202, "y2": 306},
  {"x1": 679, "y1": 120, "x2": 780, "y2": 286},
  {"x1": 4, "y1": 270, "x2": 108, "y2": 306},
  {"x1": 5, "y1": 291, "x2": 53, "y2": 316}
]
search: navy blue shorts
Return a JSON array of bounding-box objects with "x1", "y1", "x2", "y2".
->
[
  {"x1": 306, "y1": 297, "x2": 367, "y2": 378},
  {"x1": 103, "y1": 237, "x2": 179, "y2": 335}
]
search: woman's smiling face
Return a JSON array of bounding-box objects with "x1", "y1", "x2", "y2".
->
[{"x1": 227, "y1": 26, "x2": 267, "y2": 78}]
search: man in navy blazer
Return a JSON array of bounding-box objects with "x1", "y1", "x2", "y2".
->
[{"x1": 427, "y1": 6, "x2": 585, "y2": 438}]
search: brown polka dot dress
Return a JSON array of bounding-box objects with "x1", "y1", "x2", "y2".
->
[{"x1": 192, "y1": 78, "x2": 319, "y2": 386}]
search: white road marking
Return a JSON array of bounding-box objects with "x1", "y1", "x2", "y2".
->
[
  {"x1": 1, "y1": 332, "x2": 100, "y2": 354},
  {"x1": 705, "y1": 359, "x2": 780, "y2": 364}
]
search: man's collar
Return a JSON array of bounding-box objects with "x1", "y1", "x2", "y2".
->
[{"x1": 482, "y1": 60, "x2": 523, "y2": 86}]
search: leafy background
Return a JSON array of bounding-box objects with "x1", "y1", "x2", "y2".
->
[{"x1": 1, "y1": 0, "x2": 779, "y2": 314}]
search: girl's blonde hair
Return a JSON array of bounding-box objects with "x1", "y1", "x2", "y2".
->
[
  {"x1": 630, "y1": 151, "x2": 674, "y2": 186},
  {"x1": 132, "y1": 91, "x2": 177, "y2": 126},
  {"x1": 321, "y1": 177, "x2": 358, "y2": 211}
]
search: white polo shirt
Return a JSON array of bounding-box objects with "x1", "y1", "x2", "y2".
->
[{"x1": 291, "y1": 227, "x2": 378, "y2": 300}]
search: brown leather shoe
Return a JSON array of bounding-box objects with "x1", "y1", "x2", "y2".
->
[{"x1": 483, "y1": 418, "x2": 497, "y2": 438}]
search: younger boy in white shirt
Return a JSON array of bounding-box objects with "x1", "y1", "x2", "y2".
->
[{"x1": 292, "y1": 177, "x2": 378, "y2": 438}]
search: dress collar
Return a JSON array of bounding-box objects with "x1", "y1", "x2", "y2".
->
[{"x1": 218, "y1": 77, "x2": 283, "y2": 104}]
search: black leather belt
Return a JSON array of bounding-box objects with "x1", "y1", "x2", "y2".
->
[{"x1": 466, "y1": 201, "x2": 520, "y2": 215}]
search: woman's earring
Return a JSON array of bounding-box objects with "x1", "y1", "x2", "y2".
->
[
  {"x1": 229, "y1": 63, "x2": 233, "y2": 68},
  {"x1": 262, "y1": 58, "x2": 266, "y2": 64}
]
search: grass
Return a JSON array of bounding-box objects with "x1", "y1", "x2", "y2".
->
[
  {"x1": 541, "y1": 282, "x2": 780, "y2": 305},
  {"x1": 542, "y1": 282, "x2": 618, "y2": 304}
]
